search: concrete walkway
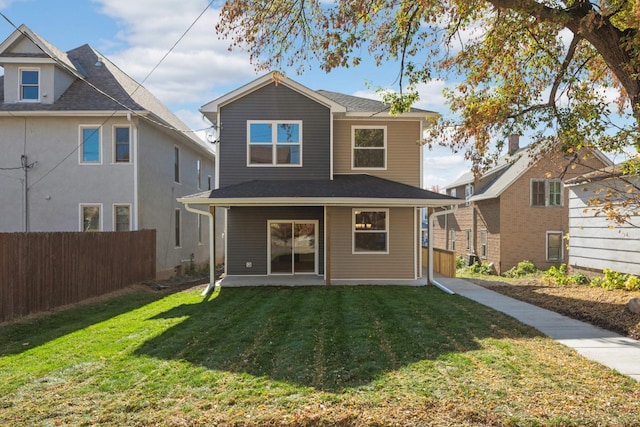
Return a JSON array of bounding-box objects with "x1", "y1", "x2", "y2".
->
[{"x1": 436, "y1": 276, "x2": 640, "y2": 382}]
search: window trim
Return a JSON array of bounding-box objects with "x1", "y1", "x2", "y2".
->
[
  {"x1": 175, "y1": 208, "x2": 182, "y2": 248},
  {"x1": 450, "y1": 229, "x2": 456, "y2": 251},
  {"x1": 79, "y1": 203, "x2": 102, "y2": 232},
  {"x1": 351, "y1": 125, "x2": 387, "y2": 170},
  {"x1": 197, "y1": 159, "x2": 202, "y2": 190},
  {"x1": 531, "y1": 179, "x2": 563, "y2": 207},
  {"x1": 19, "y1": 67, "x2": 40, "y2": 102},
  {"x1": 352, "y1": 208, "x2": 389, "y2": 254},
  {"x1": 246, "y1": 120, "x2": 303, "y2": 167},
  {"x1": 465, "y1": 229, "x2": 471, "y2": 251},
  {"x1": 479, "y1": 229, "x2": 488, "y2": 259},
  {"x1": 113, "y1": 203, "x2": 132, "y2": 232},
  {"x1": 79, "y1": 125, "x2": 102, "y2": 165},
  {"x1": 465, "y1": 184, "x2": 474, "y2": 206},
  {"x1": 113, "y1": 125, "x2": 131, "y2": 164},
  {"x1": 174, "y1": 146, "x2": 181, "y2": 183},
  {"x1": 546, "y1": 230, "x2": 564, "y2": 262}
]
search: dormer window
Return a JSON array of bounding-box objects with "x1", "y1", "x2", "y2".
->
[{"x1": 19, "y1": 68, "x2": 39, "y2": 101}]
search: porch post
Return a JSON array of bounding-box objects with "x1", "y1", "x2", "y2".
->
[{"x1": 325, "y1": 206, "x2": 331, "y2": 285}]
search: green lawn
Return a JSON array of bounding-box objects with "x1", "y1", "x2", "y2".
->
[{"x1": 1, "y1": 285, "x2": 639, "y2": 426}]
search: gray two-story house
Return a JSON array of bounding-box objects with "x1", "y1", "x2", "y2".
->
[
  {"x1": 179, "y1": 74, "x2": 457, "y2": 284},
  {"x1": 0, "y1": 24, "x2": 220, "y2": 278}
]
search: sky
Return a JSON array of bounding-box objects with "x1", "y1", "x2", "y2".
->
[{"x1": 0, "y1": 0, "x2": 474, "y2": 189}]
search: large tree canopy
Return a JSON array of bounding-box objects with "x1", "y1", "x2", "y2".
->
[{"x1": 217, "y1": 0, "x2": 640, "y2": 220}]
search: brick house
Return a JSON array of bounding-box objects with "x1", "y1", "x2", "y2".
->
[{"x1": 433, "y1": 135, "x2": 611, "y2": 274}]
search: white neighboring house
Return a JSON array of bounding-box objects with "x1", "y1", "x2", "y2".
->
[
  {"x1": 566, "y1": 165, "x2": 640, "y2": 276},
  {"x1": 0, "y1": 24, "x2": 221, "y2": 278}
]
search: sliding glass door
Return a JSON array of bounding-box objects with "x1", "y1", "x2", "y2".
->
[{"x1": 269, "y1": 221, "x2": 317, "y2": 275}]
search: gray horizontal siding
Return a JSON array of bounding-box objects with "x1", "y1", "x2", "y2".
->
[
  {"x1": 226, "y1": 206, "x2": 324, "y2": 275},
  {"x1": 219, "y1": 83, "x2": 331, "y2": 187}
]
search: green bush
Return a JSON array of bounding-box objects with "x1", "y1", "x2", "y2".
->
[
  {"x1": 455, "y1": 256, "x2": 466, "y2": 270},
  {"x1": 571, "y1": 272, "x2": 590, "y2": 286},
  {"x1": 503, "y1": 260, "x2": 538, "y2": 278},
  {"x1": 545, "y1": 264, "x2": 571, "y2": 286},
  {"x1": 625, "y1": 275, "x2": 640, "y2": 291},
  {"x1": 467, "y1": 261, "x2": 494, "y2": 275}
]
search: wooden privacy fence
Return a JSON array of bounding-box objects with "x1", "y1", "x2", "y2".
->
[
  {"x1": 422, "y1": 247, "x2": 456, "y2": 278},
  {"x1": 0, "y1": 230, "x2": 155, "y2": 323}
]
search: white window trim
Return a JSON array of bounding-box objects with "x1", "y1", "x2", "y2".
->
[
  {"x1": 548, "y1": 179, "x2": 563, "y2": 207},
  {"x1": 112, "y1": 125, "x2": 131, "y2": 164},
  {"x1": 479, "y1": 229, "x2": 488, "y2": 259},
  {"x1": 530, "y1": 179, "x2": 563, "y2": 207},
  {"x1": 174, "y1": 145, "x2": 181, "y2": 184},
  {"x1": 546, "y1": 230, "x2": 564, "y2": 262},
  {"x1": 79, "y1": 203, "x2": 103, "y2": 232},
  {"x1": 352, "y1": 208, "x2": 389, "y2": 255},
  {"x1": 246, "y1": 120, "x2": 303, "y2": 167},
  {"x1": 175, "y1": 208, "x2": 182, "y2": 248},
  {"x1": 79, "y1": 125, "x2": 103, "y2": 165},
  {"x1": 113, "y1": 203, "x2": 132, "y2": 232},
  {"x1": 351, "y1": 125, "x2": 387, "y2": 170},
  {"x1": 197, "y1": 159, "x2": 202, "y2": 190},
  {"x1": 450, "y1": 229, "x2": 456, "y2": 251},
  {"x1": 465, "y1": 184, "x2": 474, "y2": 206},
  {"x1": 18, "y1": 67, "x2": 40, "y2": 102}
]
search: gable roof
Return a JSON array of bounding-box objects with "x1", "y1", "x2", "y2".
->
[
  {"x1": 0, "y1": 25, "x2": 211, "y2": 155},
  {"x1": 179, "y1": 174, "x2": 461, "y2": 207},
  {"x1": 201, "y1": 73, "x2": 347, "y2": 114},
  {"x1": 200, "y1": 73, "x2": 438, "y2": 124},
  {"x1": 445, "y1": 145, "x2": 613, "y2": 202}
]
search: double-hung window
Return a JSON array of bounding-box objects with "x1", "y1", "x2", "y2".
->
[
  {"x1": 479, "y1": 230, "x2": 488, "y2": 258},
  {"x1": 19, "y1": 68, "x2": 39, "y2": 101},
  {"x1": 531, "y1": 179, "x2": 563, "y2": 207},
  {"x1": 80, "y1": 126, "x2": 101, "y2": 164},
  {"x1": 114, "y1": 126, "x2": 130, "y2": 163},
  {"x1": 114, "y1": 205, "x2": 131, "y2": 231},
  {"x1": 80, "y1": 204, "x2": 102, "y2": 231},
  {"x1": 353, "y1": 209, "x2": 388, "y2": 253},
  {"x1": 352, "y1": 126, "x2": 386, "y2": 169},
  {"x1": 248, "y1": 121, "x2": 301, "y2": 166}
]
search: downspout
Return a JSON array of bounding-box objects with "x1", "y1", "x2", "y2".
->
[
  {"x1": 428, "y1": 205, "x2": 457, "y2": 295},
  {"x1": 183, "y1": 203, "x2": 217, "y2": 296}
]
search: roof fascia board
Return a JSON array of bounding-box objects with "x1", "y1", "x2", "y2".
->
[
  {"x1": 177, "y1": 196, "x2": 464, "y2": 207},
  {"x1": 200, "y1": 73, "x2": 346, "y2": 114},
  {"x1": 0, "y1": 57, "x2": 57, "y2": 64},
  {"x1": 0, "y1": 110, "x2": 149, "y2": 117}
]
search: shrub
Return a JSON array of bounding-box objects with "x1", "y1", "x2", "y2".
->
[
  {"x1": 467, "y1": 261, "x2": 494, "y2": 275},
  {"x1": 504, "y1": 260, "x2": 538, "y2": 278},
  {"x1": 625, "y1": 275, "x2": 640, "y2": 291},
  {"x1": 545, "y1": 264, "x2": 571, "y2": 286},
  {"x1": 455, "y1": 255, "x2": 466, "y2": 270},
  {"x1": 571, "y1": 272, "x2": 590, "y2": 286},
  {"x1": 601, "y1": 268, "x2": 627, "y2": 290}
]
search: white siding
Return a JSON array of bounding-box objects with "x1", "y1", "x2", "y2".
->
[{"x1": 568, "y1": 178, "x2": 640, "y2": 275}]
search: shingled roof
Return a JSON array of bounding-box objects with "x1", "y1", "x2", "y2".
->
[
  {"x1": 179, "y1": 174, "x2": 460, "y2": 207},
  {"x1": 0, "y1": 25, "x2": 209, "y2": 151}
]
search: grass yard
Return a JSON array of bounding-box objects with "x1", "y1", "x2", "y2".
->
[{"x1": 1, "y1": 285, "x2": 639, "y2": 426}]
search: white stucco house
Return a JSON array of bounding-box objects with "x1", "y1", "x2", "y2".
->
[
  {"x1": 0, "y1": 24, "x2": 222, "y2": 278},
  {"x1": 565, "y1": 165, "x2": 640, "y2": 276}
]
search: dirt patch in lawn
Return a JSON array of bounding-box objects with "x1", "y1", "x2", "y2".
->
[{"x1": 467, "y1": 276, "x2": 640, "y2": 340}]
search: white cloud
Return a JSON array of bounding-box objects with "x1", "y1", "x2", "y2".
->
[{"x1": 92, "y1": 0, "x2": 257, "y2": 108}]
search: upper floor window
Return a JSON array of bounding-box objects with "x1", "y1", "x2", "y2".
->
[
  {"x1": 174, "y1": 146, "x2": 180, "y2": 183},
  {"x1": 352, "y1": 126, "x2": 386, "y2": 169},
  {"x1": 19, "y1": 68, "x2": 39, "y2": 101},
  {"x1": 465, "y1": 184, "x2": 474, "y2": 206},
  {"x1": 114, "y1": 126, "x2": 130, "y2": 163},
  {"x1": 197, "y1": 159, "x2": 202, "y2": 189},
  {"x1": 531, "y1": 179, "x2": 563, "y2": 207},
  {"x1": 353, "y1": 209, "x2": 388, "y2": 253},
  {"x1": 80, "y1": 126, "x2": 101, "y2": 164},
  {"x1": 449, "y1": 188, "x2": 457, "y2": 198},
  {"x1": 247, "y1": 121, "x2": 302, "y2": 166}
]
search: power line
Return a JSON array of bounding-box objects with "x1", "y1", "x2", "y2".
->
[{"x1": 0, "y1": 3, "x2": 215, "y2": 189}]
